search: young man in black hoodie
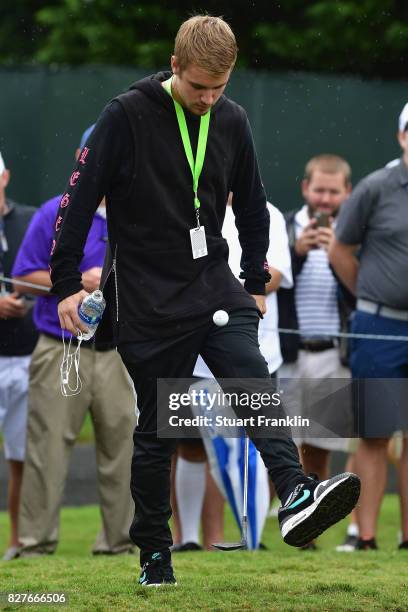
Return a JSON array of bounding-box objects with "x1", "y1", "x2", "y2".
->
[{"x1": 50, "y1": 15, "x2": 360, "y2": 586}]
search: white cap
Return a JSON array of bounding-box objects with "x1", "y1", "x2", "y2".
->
[
  {"x1": 0, "y1": 152, "x2": 5, "y2": 175},
  {"x1": 398, "y1": 103, "x2": 408, "y2": 132}
]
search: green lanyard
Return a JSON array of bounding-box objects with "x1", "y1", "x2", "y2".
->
[{"x1": 163, "y1": 77, "x2": 211, "y2": 226}]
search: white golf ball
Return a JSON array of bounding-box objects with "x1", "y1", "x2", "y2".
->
[{"x1": 213, "y1": 310, "x2": 229, "y2": 327}]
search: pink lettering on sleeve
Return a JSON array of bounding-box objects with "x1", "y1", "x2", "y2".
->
[
  {"x1": 60, "y1": 193, "x2": 70, "y2": 208},
  {"x1": 50, "y1": 239, "x2": 56, "y2": 256},
  {"x1": 70, "y1": 170, "x2": 81, "y2": 186},
  {"x1": 78, "y1": 147, "x2": 90, "y2": 165},
  {"x1": 55, "y1": 216, "x2": 63, "y2": 232}
]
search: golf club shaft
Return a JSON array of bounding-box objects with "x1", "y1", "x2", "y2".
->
[
  {"x1": 241, "y1": 434, "x2": 249, "y2": 546},
  {"x1": 0, "y1": 275, "x2": 51, "y2": 293},
  {"x1": 211, "y1": 434, "x2": 250, "y2": 551}
]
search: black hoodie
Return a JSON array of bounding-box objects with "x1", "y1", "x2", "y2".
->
[{"x1": 50, "y1": 72, "x2": 270, "y2": 343}]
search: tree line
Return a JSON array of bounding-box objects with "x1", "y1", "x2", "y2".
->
[{"x1": 1, "y1": 0, "x2": 408, "y2": 78}]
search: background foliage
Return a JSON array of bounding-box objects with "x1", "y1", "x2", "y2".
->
[{"x1": 1, "y1": 0, "x2": 408, "y2": 78}]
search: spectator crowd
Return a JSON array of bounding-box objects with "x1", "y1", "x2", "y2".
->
[{"x1": 1, "y1": 100, "x2": 408, "y2": 561}]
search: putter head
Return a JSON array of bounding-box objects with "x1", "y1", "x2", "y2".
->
[{"x1": 212, "y1": 541, "x2": 247, "y2": 551}]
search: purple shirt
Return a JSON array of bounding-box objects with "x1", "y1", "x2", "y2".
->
[{"x1": 12, "y1": 195, "x2": 108, "y2": 339}]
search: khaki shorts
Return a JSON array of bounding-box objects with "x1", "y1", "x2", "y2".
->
[
  {"x1": 0, "y1": 355, "x2": 31, "y2": 461},
  {"x1": 279, "y1": 348, "x2": 356, "y2": 453}
]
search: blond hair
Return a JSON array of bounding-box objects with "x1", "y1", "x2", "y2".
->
[
  {"x1": 305, "y1": 154, "x2": 351, "y2": 186},
  {"x1": 174, "y1": 15, "x2": 237, "y2": 75}
]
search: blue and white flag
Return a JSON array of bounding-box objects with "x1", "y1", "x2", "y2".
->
[
  {"x1": 206, "y1": 435, "x2": 269, "y2": 550},
  {"x1": 189, "y1": 379, "x2": 270, "y2": 550}
]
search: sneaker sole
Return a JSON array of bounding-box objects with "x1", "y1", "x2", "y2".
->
[
  {"x1": 142, "y1": 582, "x2": 178, "y2": 587},
  {"x1": 282, "y1": 474, "x2": 360, "y2": 547}
]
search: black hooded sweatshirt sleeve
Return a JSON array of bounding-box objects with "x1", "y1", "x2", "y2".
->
[
  {"x1": 231, "y1": 114, "x2": 270, "y2": 293},
  {"x1": 50, "y1": 102, "x2": 132, "y2": 300}
]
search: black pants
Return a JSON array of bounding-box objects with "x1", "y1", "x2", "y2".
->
[{"x1": 119, "y1": 308, "x2": 304, "y2": 552}]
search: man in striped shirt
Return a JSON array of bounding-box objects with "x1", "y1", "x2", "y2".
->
[{"x1": 278, "y1": 155, "x2": 356, "y2": 548}]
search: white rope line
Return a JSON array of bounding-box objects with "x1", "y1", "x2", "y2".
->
[
  {"x1": 265, "y1": 326, "x2": 408, "y2": 342},
  {"x1": 1, "y1": 275, "x2": 407, "y2": 341}
]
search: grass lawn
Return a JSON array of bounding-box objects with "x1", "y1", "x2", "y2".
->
[{"x1": 1, "y1": 496, "x2": 407, "y2": 611}]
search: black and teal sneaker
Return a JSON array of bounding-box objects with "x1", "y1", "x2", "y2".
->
[
  {"x1": 279, "y1": 472, "x2": 360, "y2": 547},
  {"x1": 138, "y1": 551, "x2": 177, "y2": 587}
]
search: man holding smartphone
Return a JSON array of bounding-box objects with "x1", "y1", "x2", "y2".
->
[{"x1": 278, "y1": 154, "x2": 357, "y2": 548}]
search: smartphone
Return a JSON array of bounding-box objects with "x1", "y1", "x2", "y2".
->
[{"x1": 313, "y1": 212, "x2": 330, "y2": 228}]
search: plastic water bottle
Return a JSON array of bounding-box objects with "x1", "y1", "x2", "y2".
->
[{"x1": 78, "y1": 290, "x2": 106, "y2": 341}]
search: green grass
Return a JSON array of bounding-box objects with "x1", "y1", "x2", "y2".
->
[
  {"x1": 75, "y1": 413, "x2": 94, "y2": 444},
  {"x1": 1, "y1": 496, "x2": 407, "y2": 611}
]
